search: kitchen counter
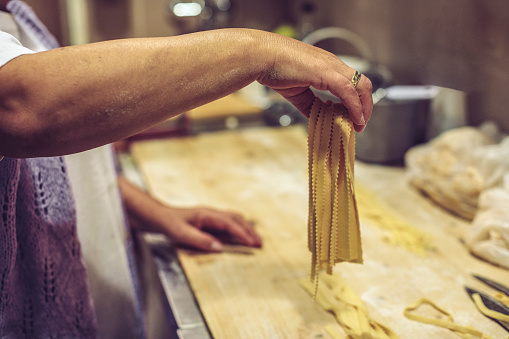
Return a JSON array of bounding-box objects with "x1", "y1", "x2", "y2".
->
[{"x1": 130, "y1": 125, "x2": 509, "y2": 339}]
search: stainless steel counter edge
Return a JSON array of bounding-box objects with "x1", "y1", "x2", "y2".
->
[{"x1": 117, "y1": 151, "x2": 212, "y2": 339}]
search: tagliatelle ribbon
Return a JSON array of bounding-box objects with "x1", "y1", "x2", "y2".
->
[
  {"x1": 307, "y1": 99, "x2": 363, "y2": 292},
  {"x1": 472, "y1": 293, "x2": 509, "y2": 324},
  {"x1": 403, "y1": 298, "x2": 498, "y2": 339},
  {"x1": 494, "y1": 292, "x2": 509, "y2": 308}
]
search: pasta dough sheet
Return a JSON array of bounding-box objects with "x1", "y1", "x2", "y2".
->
[{"x1": 308, "y1": 98, "x2": 362, "y2": 280}]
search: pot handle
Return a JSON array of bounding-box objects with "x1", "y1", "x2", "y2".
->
[{"x1": 302, "y1": 27, "x2": 373, "y2": 62}]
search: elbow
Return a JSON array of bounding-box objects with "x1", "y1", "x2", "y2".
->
[
  {"x1": 0, "y1": 54, "x2": 66, "y2": 158},
  {"x1": 0, "y1": 99, "x2": 53, "y2": 158}
]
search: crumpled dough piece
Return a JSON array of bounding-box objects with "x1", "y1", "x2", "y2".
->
[
  {"x1": 405, "y1": 127, "x2": 494, "y2": 220},
  {"x1": 307, "y1": 99, "x2": 362, "y2": 283},
  {"x1": 299, "y1": 273, "x2": 399, "y2": 339},
  {"x1": 465, "y1": 177, "x2": 509, "y2": 270}
]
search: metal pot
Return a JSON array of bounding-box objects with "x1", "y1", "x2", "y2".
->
[
  {"x1": 355, "y1": 86, "x2": 438, "y2": 164},
  {"x1": 302, "y1": 27, "x2": 392, "y2": 93}
]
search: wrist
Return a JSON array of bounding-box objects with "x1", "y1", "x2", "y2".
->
[
  {"x1": 244, "y1": 29, "x2": 277, "y2": 80},
  {"x1": 221, "y1": 28, "x2": 274, "y2": 82},
  {"x1": 119, "y1": 176, "x2": 167, "y2": 234}
]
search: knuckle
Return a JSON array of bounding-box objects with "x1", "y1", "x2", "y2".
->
[
  {"x1": 194, "y1": 210, "x2": 204, "y2": 220},
  {"x1": 363, "y1": 76, "x2": 373, "y2": 92},
  {"x1": 193, "y1": 211, "x2": 207, "y2": 226},
  {"x1": 172, "y1": 226, "x2": 185, "y2": 240},
  {"x1": 339, "y1": 81, "x2": 352, "y2": 93},
  {"x1": 231, "y1": 212, "x2": 244, "y2": 221}
]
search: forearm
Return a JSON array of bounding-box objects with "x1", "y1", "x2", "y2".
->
[
  {"x1": 118, "y1": 176, "x2": 167, "y2": 234},
  {"x1": 1, "y1": 27, "x2": 373, "y2": 157},
  {"x1": 0, "y1": 28, "x2": 265, "y2": 157}
]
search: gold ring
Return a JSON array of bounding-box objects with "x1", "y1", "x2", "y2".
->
[{"x1": 350, "y1": 70, "x2": 362, "y2": 87}]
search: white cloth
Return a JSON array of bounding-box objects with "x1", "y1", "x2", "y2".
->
[
  {"x1": 0, "y1": 11, "x2": 34, "y2": 60},
  {"x1": 65, "y1": 147, "x2": 146, "y2": 338}
]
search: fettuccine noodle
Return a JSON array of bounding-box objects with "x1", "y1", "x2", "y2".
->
[{"x1": 307, "y1": 99, "x2": 363, "y2": 286}]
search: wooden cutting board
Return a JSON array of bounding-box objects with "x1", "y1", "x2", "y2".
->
[{"x1": 131, "y1": 125, "x2": 509, "y2": 339}]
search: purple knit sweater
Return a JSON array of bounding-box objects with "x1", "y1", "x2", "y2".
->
[
  {"x1": 1, "y1": 1, "x2": 98, "y2": 337},
  {"x1": 0, "y1": 157, "x2": 98, "y2": 338}
]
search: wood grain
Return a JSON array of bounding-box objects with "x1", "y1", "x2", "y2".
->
[{"x1": 131, "y1": 125, "x2": 509, "y2": 339}]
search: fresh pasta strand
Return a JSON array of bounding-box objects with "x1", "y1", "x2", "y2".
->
[
  {"x1": 472, "y1": 293, "x2": 509, "y2": 324},
  {"x1": 403, "y1": 298, "x2": 496, "y2": 339},
  {"x1": 494, "y1": 292, "x2": 509, "y2": 307},
  {"x1": 307, "y1": 98, "x2": 363, "y2": 285}
]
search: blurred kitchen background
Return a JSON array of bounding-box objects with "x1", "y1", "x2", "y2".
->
[{"x1": 27, "y1": 0, "x2": 509, "y2": 135}]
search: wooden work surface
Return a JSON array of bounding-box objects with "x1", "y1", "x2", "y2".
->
[{"x1": 131, "y1": 125, "x2": 509, "y2": 339}]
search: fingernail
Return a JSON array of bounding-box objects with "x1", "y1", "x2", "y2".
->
[{"x1": 211, "y1": 241, "x2": 223, "y2": 252}]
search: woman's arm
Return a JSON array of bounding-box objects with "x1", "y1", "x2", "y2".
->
[
  {"x1": 0, "y1": 28, "x2": 372, "y2": 158},
  {"x1": 118, "y1": 176, "x2": 262, "y2": 252}
]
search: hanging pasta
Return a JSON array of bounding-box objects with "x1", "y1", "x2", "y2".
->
[{"x1": 308, "y1": 98, "x2": 363, "y2": 282}]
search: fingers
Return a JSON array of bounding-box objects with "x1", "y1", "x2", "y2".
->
[
  {"x1": 161, "y1": 206, "x2": 262, "y2": 252},
  {"x1": 355, "y1": 74, "x2": 373, "y2": 131},
  {"x1": 195, "y1": 209, "x2": 262, "y2": 248},
  {"x1": 172, "y1": 223, "x2": 225, "y2": 252},
  {"x1": 259, "y1": 35, "x2": 373, "y2": 130},
  {"x1": 229, "y1": 213, "x2": 262, "y2": 247},
  {"x1": 271, "y1": 68, "x2": 373, "y2": 130},
  {"x1": 327, "y1": 69, "x2": 373, "y2": 131}
]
